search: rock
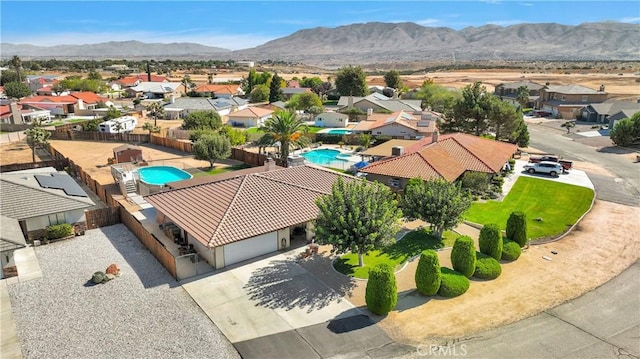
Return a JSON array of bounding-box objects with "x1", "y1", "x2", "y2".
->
[{"x1": 106, "y1": 263, "x2": 120, "y2": 275}]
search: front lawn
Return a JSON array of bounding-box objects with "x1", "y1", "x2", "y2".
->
[
  {"x1": 464, "y1": 176, "x2": 594, "y2": 240},
  {"x1": 333, "y1": 228, "x2": 457, "y2": 279}
]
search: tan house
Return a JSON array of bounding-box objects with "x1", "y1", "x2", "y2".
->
[
  {"x1": 352, "y1": 111, "x2": 437, "y2": 139},
  {"x1": 537, "y1": 84, "x2": 608, "y2": 119},
  {"x1": 227, "y1": 107, "x2": 273, "y2": 127}
]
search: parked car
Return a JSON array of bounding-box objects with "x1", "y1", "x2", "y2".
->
[
  {"x1": 528, "y1": 155, "x2": 573, "y2": 171},
  {"x1": 523, "y1": 161, "x2": 563, "y2": 177}
]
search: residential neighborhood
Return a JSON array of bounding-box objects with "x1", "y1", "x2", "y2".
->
[{"x1": 1, "y1": 6, "x2": 639, "y2": 359}]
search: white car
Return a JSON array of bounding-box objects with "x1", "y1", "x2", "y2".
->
[{"x1": 523, "y1": 161, "x2": 562, "y2": 177}]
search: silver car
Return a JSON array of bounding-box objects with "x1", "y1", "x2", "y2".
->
[{"x1": 523, "y1": 161, "x2": 562, "y2": 177}]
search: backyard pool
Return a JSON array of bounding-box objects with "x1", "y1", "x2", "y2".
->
[
  {"x1": 137, "y1": 166, "x2": 193, "y2": 185},
  {"x1": 327, "y1": 129, "x2": 353, "y2": 135},
  {"x1": 300, "y1": 149, "x2": 345, "y2": 165}
]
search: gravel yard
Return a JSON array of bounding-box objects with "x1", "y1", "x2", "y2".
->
[{"x1": 6, "y1": 224, "x2": 239, "y2": 359}]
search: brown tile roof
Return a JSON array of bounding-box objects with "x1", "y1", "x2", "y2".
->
[
  {"x1": 194, "y1": 84, "x2": 240, "y2": 95},
  {"x1": 352, "y1": 111, "x2": 436, "y2": 134},
  {"x1": 361, "y1": 133, "x2": 517, "y2": 181},
  {"x1": 360, "y1": 139, "x2": 418, "y2": 157},
  {"x1": 229, "y1": 107, "x2": 274, "y2": 118},
  {"x1": 145, "y1": 165, "x2": 355, "y2": 248}
]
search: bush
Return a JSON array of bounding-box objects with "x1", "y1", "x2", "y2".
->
[
  {"x1": 438, "y1": 267, "x2": 470, "y2": 297},
  {"x1": 46, "y1": 223, "x2": 73, "y2": 240},
  {"x1": 506, "y1": 211, "x2": 528, "y2": 247},
  {"x1": 90, "y1": 271, "x2": 110, "y2": 284},
  {"x1": 461, "y1": 171, "x2": 489, "y2": 196},
  {"x1": 365, "y1": 263, "x2": 398, "y2": 315},
  {"x1": 479, "y1": 224, "x2": 503, "y2": 260},
  {"x1": 501, "y1": 239, "x2": 522, "y2": 261},
  {"x1": 473, "y1": 252, "x2": 502, "y2": 280},
  {"x1": 451, "y1": 236, "x2": 476, "y2": 278},
  {"x1": 415, "y1": 250, "x2": 441, "y2": 296}
]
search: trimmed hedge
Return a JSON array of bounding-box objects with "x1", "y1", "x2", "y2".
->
[
  {"x1": 479, "y1": 223, "x2": 503, "y2": 260},
  {"x1": 502, "y1": 239, "x2": 522, "y2": 261},
  {"x1": 415, "y1": 250, "x2": 441, "y2": 296},
  {"x1": 451, "y1": 236, "x2": 476, "y2": 278},
  {"x1": 46, "y1": 223, "x2": 73, "y2": 240},
  {"x1": 506, "y1": 211, "x2": 528, "y2": 247},
  {"x1": 365, "y1": 263, "x2": 398, "y2": 315},
  {"x1": 438, "y1": 267, "x2": 470, "y2": 297},
  {"x1": 473, "y1": 252, "x2": 502, "y2": 280}
]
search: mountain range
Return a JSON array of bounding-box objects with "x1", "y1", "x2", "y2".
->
[{"x1": 2, "y1": 22, "x2": 639, "y2": 65}]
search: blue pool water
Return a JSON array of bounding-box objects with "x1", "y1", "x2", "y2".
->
[
  {"x1": 300, "y1": 149, "x2": 344, "y2": 165},
  {"x1": 137, "y1": 166, "x2": 192, "y2": 185},
  {"x1": 327, "y1": 129, "x2": 353, "y2": 135}
]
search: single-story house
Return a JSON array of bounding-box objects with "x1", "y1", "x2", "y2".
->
[
  {"x1": 579, "y1": 100, "x2": 640, "y2": 124},
  {"x1": 360, "y1": 132, "x2": 517, "y2": 190},
  {"x1": 1, "y1": 103, "x2": 52, "y2": 124},
  {"x1": 609, "y1": 109, "x2": 640, "y2": 130},
  {"x1": 193, "y1": 84, "x2": 244, "y2": 98},
  {"x1": 536, "y1": 84, "x2": 608, "y2": 119},
  {"x1": 337, "y1": 93, "x2": 422, "y2": 113},
  {"x1": 125, "y1": 82, "x2": 185, "y2": 99},
  {"x1": 1, "y1": 215, "x2": 27, "y2": 279},
  {"x1": 0, "y1": 167, "x2": 95, "y2": 241},
  {"x1": 314, "y1": 112, "x2": 349, "y2": 128},
  {"x1": 18, "y1": 92, "x2": 110, "y2": 117},
  {"x1": 282, "y1": 87, "x2": 313, "y2": 100},
  {"x1": 494, "y1": 81, "x2": 544, "y2": 108},
  {"x1": 360, "y1": 139, "x2": 419, "y2": 161},
  {"x1": 352, "y1": 110, "x2": 437, "y2": 139},
  {"x1": 145, "y1": 164, "x2": 355, "y2": 268},
  {"x1": 227, "y1": 107, "x2": 273, "y2": 127},
  {"x1": 111, "y1": 74, "x2": 169, "y2": 90},
  {"x1": 163, "y1": 97, "x2": 248, "y2": 119}
]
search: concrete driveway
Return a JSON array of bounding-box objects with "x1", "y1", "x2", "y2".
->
[
  {"x1": 181, "y1": 250, "x2": 361, "y2": 344},
  {"x1": 513, "y1": 159, "x2": 594, "y2": 189}
]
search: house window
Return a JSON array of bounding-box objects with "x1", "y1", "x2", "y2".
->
[
  {"x1": 376, "y1": 131, "x2": 382, "y2": 135},
  {"x1": 581, "y1": 96, "x2": 588, "y2": 102},
  {"x1": 561, "y1": 95, "x2": 566, "y2": 101},
  {"x1": 48, "y1": 213, "x2": 67, "y2": 226},
  {"x1": 552, "y1": 94, "x2": 557, "y2": 100}
]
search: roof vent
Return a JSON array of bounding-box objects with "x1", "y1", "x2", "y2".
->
[{"x1": 391, "y1": 146, "x2": 404, "y2": 157}]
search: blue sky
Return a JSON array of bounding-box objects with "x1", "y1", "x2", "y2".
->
[{"x1": 1, "y1": 1, "x2": 639, "y2": 50}]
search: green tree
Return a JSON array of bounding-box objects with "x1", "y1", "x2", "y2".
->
[
  {"x1": 249, "y1": 84, "x2": 270, "y2": 103},
  {"x1": 610, "y1": 112, "x2": 640, "y2": 146},
  {"x1": 358, "y1": 133, "x2": 373, "y2": 149},
  {"x1": 25, "y1": 124, "x2": 51, "y2": 163},
  {"x1": 561, "y1": 121, "x2": 576, "y2": 133},
  {"x1": 221, "y1": 125, "x2": 248, "y2": 146},
  {"x1": 193, "y1": 133, "x2": 231, "y2": 169},
  {"x1": 365, "y1": 263, "x2": 398, "y2": 315},
  {"x1": 335, "y1": 66, "x2": 368, "y2": 97},
  {"x1": 4, "y1": 81, "x2": 31, "y2": 98},
  {"x1": 460, "y1": 171, "x2": 489, "y2": 196},
  {"x1": 506, "y1": 211, "x2": 528, "y2": 247},
  {"x1": 451, "y1": 236, "x2": 476, "y2": 278},
  {"x1": 182, "y1": 111, "x2": 222, "y2": 131},
  {"x1": 486, "y1": 95, "x2": 520, "y2": 141},
  {"x1": 449, "y1": 82, "x2": 491, "y2": 136},
  {"x1": 402, "y1": 178, "x2": 472, "y2": 239},
  {"x1": 288, "y1": 92, "x2": 323, "y2": 111},
  {"x1": 87, "y1": 71, "x2": 102, "y2": 80},
  {"x1": 315, "y1": 177, "x2": 403, "y2": 267},
  {"x1": 511, "y1": 118, "x2": 530, "y2": 147},
  {"x1": 142, "y1": 122, "x2": 161, "y2": 136},
  {"x1": 415, "y1": 249, "x2": 442, "y2": 296},
  {"x1": 515, "y1": 85, "x2": 530, "y2": 110},
  {"x1": 306, "y1": 105, "x2": 324, "y2": 119},
  {"x1": 0, "y1": 70, "x2": 19, "y2": 86},
  {"x1": 10, "y1": 55, "x2": 22, "y2": 82},
  {"x1": 408, "y1": 78, "x2": 460, "y2": 113},
  {"x1": 146, "y1": 102, "x2": 165, "y2": 126},
  {"x1": 258, "y1": 110, "x2": 310, "y2": 160},
  {"x1": 383, "y1": 70, "x2": 403, "y2": 89},
  {"x1": 269, "y1": 73, "x2": 284, "y2": 103},
  {"x1": 299, "y1": 76, "x2": 323, "y2": 94},
  {"x1": 103, "y1": 106, "x2": 122, "y2": 121},
  {"x1": 479, "y1": 223, "x2": 503, "y2": 260}
]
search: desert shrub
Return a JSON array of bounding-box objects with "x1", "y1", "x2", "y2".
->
[
  {"x1": 46, "y1": 223, "x2": 73, "y2": 240},
  {"x1": 438, "y1": 267, "x2": 470, "y2": 297},
  {"x1": 365, "y1": 263, "x2": 398, "y2": 315},
  {"x1": 506, "y1": 211, "x2": 528, "y2": 247},
  {"x1": 479, "y1": 223, "x2": 503, "y2": 260},
  {"x1": 473, "y1": 252, "x2": 502, "y2": 280},
  {"x1": 461, "y1": 171, "x2": 489, "y2": 196},
  {"x1": 451, "y1": 236, "x2": 476, "y2": 278},
  {"x1": 415, "y1": 250, "x2": 441, "y2": 296},
  {"x1": 501, "y1": 239, "x2": 522, "y2": 261},
  {"x1": 90, "y1": 271, "x2": 110, "y2": 284}
]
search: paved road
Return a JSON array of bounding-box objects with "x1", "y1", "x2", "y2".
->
[
  {"x1": 457, "y1": 261, "x2": 640, "y2": 358},
  {"x1": 527, "y1": 124, "x2": 639, "y2": 206}
]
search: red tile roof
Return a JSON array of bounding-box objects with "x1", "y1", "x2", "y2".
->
[
  {"x1": 361, "y1": 133, "x2": 517, "y2": 181},
  {"x1": 145, "y1": 165, "x2": 355, "y2": 248},
  {"x1": 194, "y1": 84, "x2": 240, "y2": 95},
  {"x1": 19, "y1": 95, "x2": 77, "y2": 104},
  {"x1": 229, "y1": 107, "x2": 274, "y2": 118},
  {"x1": 70, "y1": 91, "x2": 108, "y2": 104},
  {"x1": 118, "y1": 74, "x2": 168, "y2": 86}
]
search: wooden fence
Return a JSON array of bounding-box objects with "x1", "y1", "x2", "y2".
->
[
  {"x1": 85, "y1": 206, "x2": 121, "y2": 229},
  {"x1": 48, "y1": 130, "x2": 150, "y2": 143},
  {"x1": 120, "y1": 209, "x2": 177, "y2": 279},
  {"x1": 0, "y1": 158, "x2": 69, "y2": 173},
  {"x1": 150, "y1": 135, "x2": 193, "y2": 152}
]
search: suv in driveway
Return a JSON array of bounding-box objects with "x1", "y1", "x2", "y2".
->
[{"x1": 523, "y1": 161, "x2": 563, "y2": 177}]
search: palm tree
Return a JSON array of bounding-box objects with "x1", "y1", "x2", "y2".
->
[
  {"x1": 146, "y1": 102, "x2": 165, "y2": 126},
  {"x1": 516, "y1": 85, "x2": 529, "y2": 111},
  {"x1": 259, "y1": 110, "x2": 311, "y2": 160},
  {"x1": 10, "y1": 55, "x2": 22, "y2": 82}
]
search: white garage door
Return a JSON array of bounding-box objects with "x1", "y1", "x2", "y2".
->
[{"x1": 224, "y1": 232, "x2": 278, "y2": 266}]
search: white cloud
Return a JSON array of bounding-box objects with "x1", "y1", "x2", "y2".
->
[
  {"x1": 416, "y1": 18, "x2": 441, "y2": 26},
  {"x1": 520, "y1": 3, "x2": 534, "y2": 6},
  {"x1": 486, "y1": 19, "x2": 526, "y2": 26},
  {"x1": 619, "y1": 16, "x2": 640, "y2": 23}
]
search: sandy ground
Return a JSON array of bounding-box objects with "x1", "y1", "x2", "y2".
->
[
  {"x1": 0, "y1": 141, "x2": 53, "y2": 165},
  {"x1": 335, "y1": 200, "x2": 640, "y2": 346}
]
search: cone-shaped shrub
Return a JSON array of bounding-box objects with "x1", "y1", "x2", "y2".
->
[
  {"x1": 451, "y1": 235, "x2": 476, "y2": 278},
  {"x1": 365, "y1": 263, "x2": 398, "y2": 315},
  {"x1": 415, "y1": 250, "x2": 441, "y2": 296},
  {"x1": 502, "y1": 239, "x2": 522, "y2": 261},
  {"x1": 474, "y1": 252, "x2": 502, "y2": 280},
  {"x1": 506, "y1": 211, "x2": 528, "y2": 247},
  {"x1": 438, "y1": 267, "x2": 470, "y2": 297},
  {"x1": 479, "y1": 223, "x2": 503, "y2": 260}
]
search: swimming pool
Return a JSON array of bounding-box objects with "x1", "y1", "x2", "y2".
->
[
  {"x1": 327, "y1": 129, "x2": 353, "y2": 135},
  {"x1": 300, "y1": 149, "x2": 345, "y2": 165},
  {"x1": 137, "y1": 166, "x2": 193, "y2": 185}
]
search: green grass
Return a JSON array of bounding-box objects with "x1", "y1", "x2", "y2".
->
[
  {"x1": 244, "y1": 127, "x2": 263, "y2": 134},
  {"x1": 67, "y1": 118, "x2": 89, "y2": 123},
  {"x1": 327, "y1": 167, "x2": 351, "y2": 174},
  {"x1": 323, "y1": 100, "x2": 338, "y2": 106},
  {"x1": 50, "y1": 121, "x2": 65, "y2": 127},
  {"x1": 464, "y1": 176, "x2": 594, "y2": 240},
  {"x1": 306, "y1": 126, "x2": 323, "y2": 134},
  {"x1": 194, "y1": 163, "x2": 253, "y2": 176},
  {"x1": 333, "y1": 228, "x2": 457, "y2": 279}
]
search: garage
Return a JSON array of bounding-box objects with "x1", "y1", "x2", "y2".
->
[{"x1": 223, "y1": 232, "x2": 278, "y2": 266}]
